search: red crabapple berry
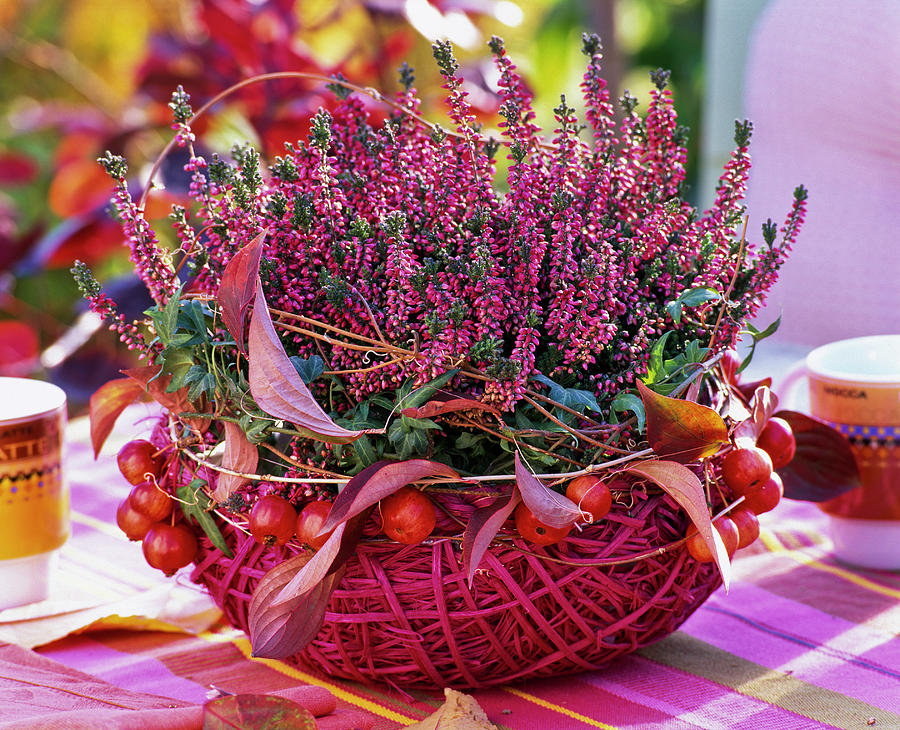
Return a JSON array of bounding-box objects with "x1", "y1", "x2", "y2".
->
[
  {"x1": 731, "y1": 508, "x2": 761, "y2": 549},
  {"x1": 565, "y1": 475, "x2": 613, "y2": 523},
  {"x1": 117, "y1": 440, "x2": 165, "y2": 486},
  {"x1": 248, "y1": 495, "x2": 297, "y2": 546},
  {"x1": 686, "y1": 517, "x2": 739, "y2": 562},
  {"x1": 142, "y1": 523, "x2": 198, "y2": 576},
  {"x1": 116, "y1": 499, "x2": 154, "y2": 541},
  {"x1": 721, "y1": 446, "x2": 773, "y2": 496},
  {"x1": 757, "y1": 417, "x2": 797, "y2": 469},
  {"x1": 128, "y1": 482, "x2": 173, "y2": 522},
  {"x1": 743, "y1": 473, "x2": 784, "y2": 515},
  {"x1": 380, "y1": 487, "x2": 437, "y2": 545},
  {"x1": 514, "y1": 503, "x2": 572, "y2": 547},
  {"x1": 295, "y1": 501, "x2": 334, "y2": 550}
]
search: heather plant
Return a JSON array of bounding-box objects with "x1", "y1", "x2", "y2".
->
[
  {"x1": 77, "y1": 34, "x2": 805, "y2": 480},
  {"x1": 78, "y1": 37, "x2": 869, "y2": 679}
]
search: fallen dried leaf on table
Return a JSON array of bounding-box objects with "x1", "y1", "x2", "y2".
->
[{"x1": 405, "y1": 689, "x2": 497, "y2": 730}]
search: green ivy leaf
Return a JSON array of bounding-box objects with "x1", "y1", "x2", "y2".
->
[
  {"x1": 289, "y1": 355, "x2": 325, "y2": 384},
  {"x1": 611, "y1": 392, "x2": 645, "y2": 431},
  {"x1": 161, "y1": 348, "x2": 196, "y2": 392},
  {"x1": 667, "y1": 287, "x2": 721, "y2": 323},
  {"x1": 177, "y1": 479, "x2": 233, "y2": 558}
]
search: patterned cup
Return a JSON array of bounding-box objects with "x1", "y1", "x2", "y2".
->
[
  {"x1": 784, "y1": 335, "x2": 900, "y2": 570},
  {"x1": 0, "y1": 378, "x2": 68, "y2": 609}
]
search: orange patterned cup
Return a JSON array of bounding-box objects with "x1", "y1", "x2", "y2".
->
[
  {"x1": 0, "y1": 377, "x2": 68, "y2": 609},
  {"x1": 784, "y1": 335, "x2": 900, "y2": 570}
]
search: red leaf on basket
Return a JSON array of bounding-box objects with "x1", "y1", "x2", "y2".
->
[
  {"x1": 774, "y1": 410, "x2": 861, "y2": 501},
  {"x1": 637, "y1": 381, "x2": 729, "y2": 463},
  {"x1": 625, "y1": 460, "x2": 731, "y2": 589},
  {"x1": 89, "y1": 377, "x2": 144, "y2": 457},
  {"x1": 514, "y1": 453, "x2": 580, "y2": 528},
  {"x1": 462, "y1": 488, "x2": 521, "y2": 585},
  {"x1": 319, "y1": 459, "x2": 459, "y2": 535},
  {"x1": 249, "y1": 510, "x2": 372, "y2": 657},
  {"x1": 218, "y1": 230, "x2": 266, "y2": 353},
  {"x1": 733, "y1": 385, "x2": 779, "y2": 448},
  {"x1": 400, "y1": 397, "x2": 502, "y2": 420},
  {"x1": 123, "y1": 365, "x2": 209, "y2": 432},
  {"x1": 248, "y1": 281, "x2": 364, "y2": 444},
  {"x1": 212, "y1": 421, "x2": 259, "y2": 502},
  {"x1": 203, "y1": 694, "x2": 317, "y2": 729},
  {"x1": 272, "y1": 521, "x2": 348, "y2": 607}
]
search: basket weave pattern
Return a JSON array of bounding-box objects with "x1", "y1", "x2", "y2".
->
[{"x1": 187, "y1": 478, "x2": 720, "y2": 689}]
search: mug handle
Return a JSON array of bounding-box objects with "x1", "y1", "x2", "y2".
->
[{"x1": 776, "y1": 359, "x2": 808, "y2": 410}]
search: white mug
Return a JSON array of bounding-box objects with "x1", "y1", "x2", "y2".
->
[
  {"x1": 780, "y1": 335, "x2": 900, "y2": 570},
  {"x1": 0, "y1": 378, "x2": 68, "y2": 609}
]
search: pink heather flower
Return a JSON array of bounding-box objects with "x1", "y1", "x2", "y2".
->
[{"x1": 93, "y1": 36, "x2": 804, "y2": 413}]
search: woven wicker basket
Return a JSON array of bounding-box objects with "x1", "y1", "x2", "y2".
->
[{"x1": 152, "y1": 419, "x2": 722, "y2": 690}]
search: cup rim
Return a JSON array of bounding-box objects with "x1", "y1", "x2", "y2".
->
[
  {"x1": 806, "y1": 335, "x2": 900, "y2": 384},
  {"x1": 0, "y1": 377, "x2": 67, "y2": 423}
]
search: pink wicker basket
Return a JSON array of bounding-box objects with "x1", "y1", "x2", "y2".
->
[{"x1": 163, "y1": 425, "x2": 721, "y2": 689}]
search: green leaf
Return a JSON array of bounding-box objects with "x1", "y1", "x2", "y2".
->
[
  {"x1": 644, "y1": 331, "x2": 674, "y2": 386},
  {"x1": 611, "y1": 392, "x2": 645, "y2": 431},
  {"x1": 351, "y1": 435, "x2": 378, "y2": 468},
  {"x1": 402, "y1": 415, "x2": 440, "y2": 431},
  {"x1": 289, "y1": 355, "x2": 325, "y2": 384},
  {"x1": 680, "y1": 287, "x2": 722, "y2": 307},
  {"x1": 181, "y1": 299, "x2": 210, "y2": 341},
  {"x1": 740, "y1": 315, "x2": 782, "y2": 373},
  {"x1": 145, "y1": 284, "x2": 183, "y2": 347},
  {"x1": 161, "y1": 349, "x2": 196, "y2": 392},
  {"x1": 177, "y1": 479, "x2": 233, "y2": 558},
  {"x1": 396, "y1": 369, "x2": 458, "y2": 412}
]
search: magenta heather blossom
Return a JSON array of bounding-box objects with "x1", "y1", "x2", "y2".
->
[{"x1": 86, "y1": 34, "x2": 805, "y2": 415}]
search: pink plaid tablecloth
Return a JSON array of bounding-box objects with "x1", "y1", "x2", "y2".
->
[{"x1": 2, "y1": 404, "x2": 899, "y2": 729}]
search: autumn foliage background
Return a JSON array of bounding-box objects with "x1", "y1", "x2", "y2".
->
[{"x1": 0, "y1": 0, "x2": 705, "y2": 408}]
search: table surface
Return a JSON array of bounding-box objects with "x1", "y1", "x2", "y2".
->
[{"x1": 2, "y1": 401, "x2": 899, "y2": 730}]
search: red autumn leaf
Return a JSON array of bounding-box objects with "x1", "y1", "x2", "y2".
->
[
  {"x1": 212, "y1": 421, "x2": 259, "y2": 502},
  {"x1": 462, "y1": 489, "x2": 521, "y2": 586},
  {"x1": 0, "y1": 152, "x2": 38, "y2": 185},
  {"x1": 249, "y1": 510, "x2": 370, "y2": 658},
  {"x1": 249, "y1": 552, "x2": 346, "y2": 660},
  {"x1": 775, "y1": 410, "x2": 861, "y2": 502},
  {"x1": 48, "y1": 158, "x2": 116, "y2": 218},
  {"x1": 735, "y1": 376, "x2": 773, "y2": 404},
  {"x1": 733, "y1": 385, "x2": 779, "y2": 448},
  {"x1": 318, "y1": 459, "x2": 459, "y2": 535},
  {"x1": 248, "y1": 280, "x2": 363, "y2": 444},
  {"x1": 637, "y1": 380, "x2": 729, "y2": 463},
  {"x1": 400, "y1": 397, "x2": 502, "y2": 420},
  {"x1": 123, "y1": 365, "x2": 209, "y2": 432},
  {"x1": 514, "y1": 453, "x2": 580, "y2": 529},
  {"x1": 0, "y1": 320, "x2": 39, "y2": 376},
  {"x1": 203, "y1": 693, "x2": 317, "y2": 729},
  {"x1": 625, "y1": 459, "x2": 731, "y2": 590},
  {"x1": 270, "y1": 522, "x2": 348, "y2": 608},
  {"x1": 218, "y1": 230, "x2": 266, "y2": 352},
  {"x1": 88, "y1": 377, "x2": 145, "y2": 457}
]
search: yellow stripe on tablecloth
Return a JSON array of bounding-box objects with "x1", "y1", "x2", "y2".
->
[
  {"x1": 501, "y1": 686, "x2": 619, "y2": 729},
  {"x1": 640, "y1": 633, "x2": 900, "y2": 729},
  {"x1": 199, "y1": 629, "x2": 419, "y2": 725},
  {"x1": 71, "y1": 509, "x2": 130, "y2": 541},
  {"x1": 759, "y1": 530, "x2": 900, "y2": 600}
]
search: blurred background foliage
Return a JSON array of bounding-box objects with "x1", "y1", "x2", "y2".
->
[{"x1": 0, "y1": 0, "x2": 703, "y2": 407}]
